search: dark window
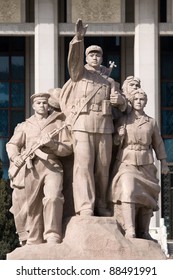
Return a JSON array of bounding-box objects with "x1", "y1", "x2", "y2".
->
[
  {"x1": 160, "y1": 36, "x2": 173, "y2": 239},
  {"x1": 160, "y1": 37, "x2": 173, "y2": 151},
  {"x1": 0, "y1": 37, "x2": 25, "y2": 179}
]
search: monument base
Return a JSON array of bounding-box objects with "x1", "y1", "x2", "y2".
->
[{"x1": 7, "y1": 216, "x2": 166, "y2": 260}]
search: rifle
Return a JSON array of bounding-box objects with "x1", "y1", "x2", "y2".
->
[{"x1": 8, "y1": 123, "x2": 68, "y2": 180}]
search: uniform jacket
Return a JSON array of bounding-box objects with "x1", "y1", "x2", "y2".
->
[
  {"x1": 6, "y1": 111, "x2": 72, "y2": 164},
  {"x1": 115, "y1": 112, "x2": 167, "y2": 166},
  {"x1": 60, "y1": 36, "x2": 126, "y2": 134}
]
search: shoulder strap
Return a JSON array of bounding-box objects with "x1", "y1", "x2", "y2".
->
[{"x1": 70, "y1": 85, "x2": 102, "y2": 126}]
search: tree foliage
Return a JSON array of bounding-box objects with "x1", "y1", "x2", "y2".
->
[{"x1": 0, "y1": 160, "x2": 19, "y2": 259}]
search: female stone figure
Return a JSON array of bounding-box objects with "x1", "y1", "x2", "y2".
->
[{"x1": 110, "y1": 88, "x2": 169, "y2": 240}]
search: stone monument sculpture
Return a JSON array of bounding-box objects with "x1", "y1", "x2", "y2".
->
[
  {"x1": 121, "y1": 76, "x2": 141, "y2": 114},
  {"x1": 47, "y1": 87, "x2": 62, "y2": 113},
  {"x1": 109, "y1": 88, "x2": 169, "y2": 240},
  {"x1": 122, "y1": 76, "x2": 141, "y2": 98},
  {"x1": 110, "y1": 75, "x2": 142, "y2": 164},
  {"x1": 5, "y1": 19, "x2": 169, "y2": 260},
  {"x1": 6, "y1": 92, "x2": 72, "y2": 245},
  {"x1": 59, "y1": 18, "x2": 127, "y2": 217}
]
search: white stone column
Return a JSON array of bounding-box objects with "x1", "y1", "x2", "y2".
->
[
  {"x1": 34, "y1": 0, "x2": 58, "y2": 92},
  {"x1": 134, "y1": 0, "x2": 160, "y2": 228},
  {"x1": 134, "y1": 0, "x2": 159, "y2": 119}
]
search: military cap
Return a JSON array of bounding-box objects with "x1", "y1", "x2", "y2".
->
[
  {"x1": 30, "y1": 92, "x2": 50, "y2": 102},
  {"x1": 126, "y1": 76, "x2": 141, "y2": 84},
  {"x1": 85, "y1": 45, "x2": 103, "y2": 56}
]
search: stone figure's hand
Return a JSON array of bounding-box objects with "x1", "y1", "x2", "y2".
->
[
  {"x1": 13, "y1": 155, "x2": 24, "y2": 167},
  {"x1": 161, "y1": 159, "x2": 169, "y2": 175},
  {"x1": 39, "y1": 133, "x2": 55, "y2": 148},
  {"x1": 75, "y1": 18, "x2": 88, "y2": 40},
  {"x1": 110, "y1": 91, "x2": 125, "y2": 106}
]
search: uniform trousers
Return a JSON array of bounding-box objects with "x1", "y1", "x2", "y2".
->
[
  {"x1": 25, "y1": 158, "x2": 64, "y2": 244},
  {"x1": 72, "y1": 131, "x2": 112, "y2": 214}
]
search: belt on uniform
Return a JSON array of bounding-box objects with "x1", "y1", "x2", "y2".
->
[
  {"x1": 89, "y1": 104, "x2": 102, "y2": 112},
  {"x1": 125, "y1": 144, "x2": 150, "y2": 151}
]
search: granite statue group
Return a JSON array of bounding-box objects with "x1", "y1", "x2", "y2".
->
[{"x1": 6, "y1": 19, "x2": 169, "y2": 246}]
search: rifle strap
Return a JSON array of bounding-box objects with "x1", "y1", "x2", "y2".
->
[{"x1": 70, "y1": 85, "x2": 102, "y2": 126}]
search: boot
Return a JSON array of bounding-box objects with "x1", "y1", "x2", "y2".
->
[
  {"x1": 136, "y1": 207, "x2": 157, "y2": 242},
  {"x1": 121, "y1": 202, "x2": 136, "y2": 238}
]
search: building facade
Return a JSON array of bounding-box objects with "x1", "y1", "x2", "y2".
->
[{"x1": 0, "y1": 0, "x2": 173, "y2": 240}]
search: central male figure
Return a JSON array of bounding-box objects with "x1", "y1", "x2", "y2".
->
[{"x1": 60, "y1": 19, "x2": 126, "y2": 216}]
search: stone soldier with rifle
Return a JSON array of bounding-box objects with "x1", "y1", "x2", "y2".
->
[
  {"x1": 6, "y1": 92, "x2": 72, "y2": 245},
  {"x1": 59, "y1": 19, "x2": 127, "y2": 217}
]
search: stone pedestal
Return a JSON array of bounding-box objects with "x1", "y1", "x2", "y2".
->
[{"x1": 7, "y1": 216, "x2": 166, "y2": 260}]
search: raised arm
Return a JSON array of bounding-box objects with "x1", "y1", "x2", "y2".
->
[{"x1": 68, "y1": 19, "x2": 88, "y2": 81}]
